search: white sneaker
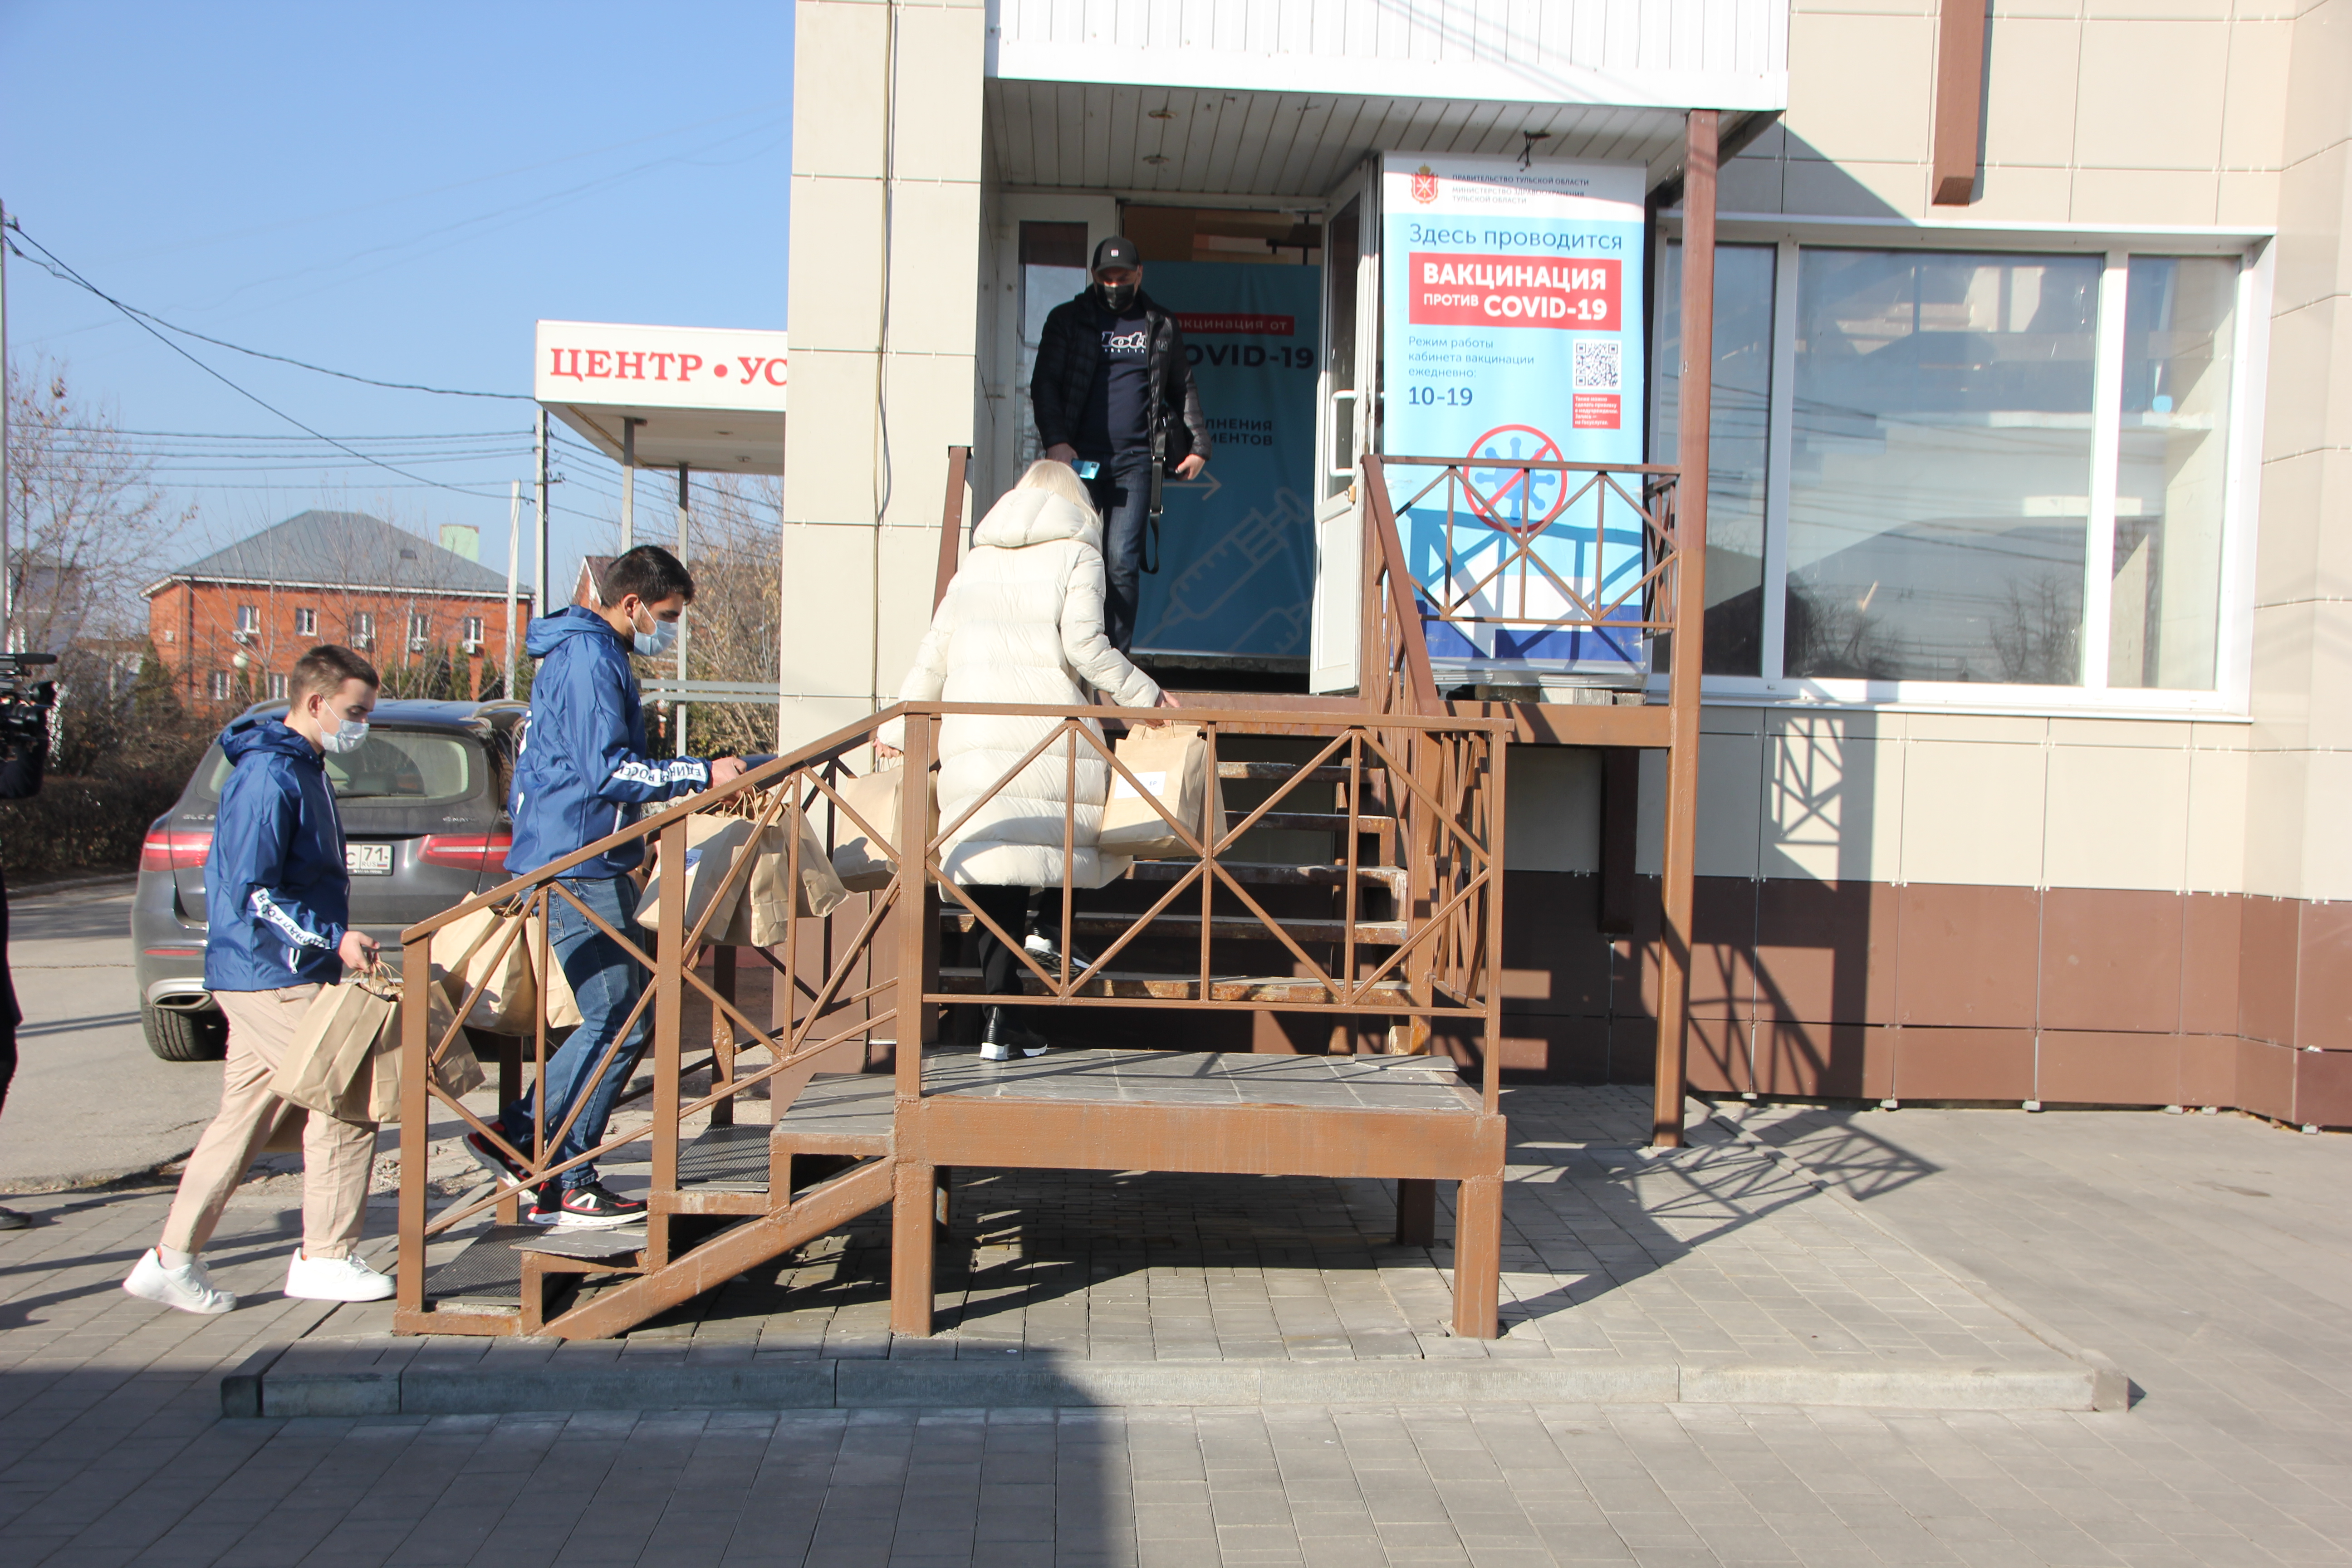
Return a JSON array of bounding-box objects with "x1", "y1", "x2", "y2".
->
[
  {"x1": 123, "y1": 1248, "x2": 237, "y2": 1315},
  {"x1": 284, "y1": 1249, "x2": 395, "y2": 1302}
]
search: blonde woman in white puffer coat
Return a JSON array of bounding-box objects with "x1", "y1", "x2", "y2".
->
[{"x1": 881, "y1": 460, "x2": 1181, "y2": 1059}]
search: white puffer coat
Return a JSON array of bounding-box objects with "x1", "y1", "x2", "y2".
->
[{"x1": 891, "y1": 488, "x2": 1161, "y2": 889}]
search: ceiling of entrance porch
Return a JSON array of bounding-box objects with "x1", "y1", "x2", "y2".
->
[{"x1": 985, "y1": 82, "x2": 1695, "y2": 200}]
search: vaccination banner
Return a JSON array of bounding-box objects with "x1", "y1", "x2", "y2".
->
[
  {"x1": 1379, "y1": 153, "x2": 1648, "y2": 675},
  {"x1": 1133, "y1": 261, "x2": 1321, "y2": 664}
]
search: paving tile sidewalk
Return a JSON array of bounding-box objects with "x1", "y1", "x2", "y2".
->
[
  {"x1": 6, "y1": 1098, "x2": 2352, "y2": 1564},
  {"x1": 250, "y1": 1086, "x2": 2087, "y2": 1403}
]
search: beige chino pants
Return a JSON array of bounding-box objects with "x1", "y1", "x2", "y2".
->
[{"x1": 159, "y1": 985, "x2": 378, "y2": 1259}]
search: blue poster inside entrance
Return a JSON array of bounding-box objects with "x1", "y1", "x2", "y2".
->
[{"x1": 1132, "y1": 262, "x2": 1322, "y2": 664}]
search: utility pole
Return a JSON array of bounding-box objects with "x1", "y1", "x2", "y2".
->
[
  {"x1": 675, "y1": 462, "x2": 690, "y2": 756},
  {"x1": 618, "y1": 416, "x2": 642, "y2": 552},
  {"x1": 504, "y1": 480, "x2": 521, "y2": 696},
  {"x1": 534, "y1": 407, "x2": 550, "y2": 616}
]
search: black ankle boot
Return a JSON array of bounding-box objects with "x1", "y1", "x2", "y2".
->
[{"x1": 980, "y1": 1006, "x2": 1050, "y2": 1061}]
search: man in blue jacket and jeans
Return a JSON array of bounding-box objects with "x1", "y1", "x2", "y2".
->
[
  {"x1": 473, "y1": 544, "x2": 743, "y2": 1229},
  {"x1": 124, "y1": 644, "x2": 390, "y2": 1315}
]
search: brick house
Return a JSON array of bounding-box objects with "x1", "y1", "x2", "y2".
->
[{"x1": 142, "y1": 510, "x2": 534, "y2": 706}]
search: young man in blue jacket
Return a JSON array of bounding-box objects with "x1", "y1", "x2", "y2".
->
[
  {"x1": 124, "y1": 645, "x2": 390, "y2": 1315},
  {"x1": 472, "y1": 544, "x2": 743, "y2": 1228}
]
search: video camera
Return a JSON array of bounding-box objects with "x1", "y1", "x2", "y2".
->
[{"x1": 0, "y1": 652, "x2": 58, "y2": 748}]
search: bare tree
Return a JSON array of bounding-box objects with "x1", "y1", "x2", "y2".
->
[
  {"x1": 672, "y1": 473, "x2": 780, "y2": 756},
  {"x1": 6, "y1": 356, "x2": 193, "y2": 649}
]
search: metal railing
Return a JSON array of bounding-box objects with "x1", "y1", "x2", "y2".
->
[{"x1": 394, "y1": 695, "x2": 1507, "y2": 1331}]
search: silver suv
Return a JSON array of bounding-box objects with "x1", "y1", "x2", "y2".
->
[{"x1": 129, "y1": 699, "x2": 524, "y2": 1060}]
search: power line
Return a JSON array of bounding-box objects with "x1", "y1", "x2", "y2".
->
[
  {"x1": 4, "y1": 222, "x2": 525, "y2": 505},
  {"x1": 5, "y1": 234, "x2": 529, "y2": 400}
]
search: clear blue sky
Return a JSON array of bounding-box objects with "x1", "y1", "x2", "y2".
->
[{"x1": 0, "y1": 0, "x2": 793, "y2": 603}]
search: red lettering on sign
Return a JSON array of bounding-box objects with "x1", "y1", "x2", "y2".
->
[{"x1": 1407, "y1": 253, "x2": 1619, "y2": 331}]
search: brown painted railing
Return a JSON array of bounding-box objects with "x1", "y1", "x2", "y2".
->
[
  {"x1": 394, "y1": 690, "x2": 1507, "y2": 1334},
  {"x1": 1362, "y1": 451, "x2": 1683, "y2": 684}
]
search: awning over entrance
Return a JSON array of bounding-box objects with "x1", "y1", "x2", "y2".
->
[{"x1": 533, "y1": 319, "x2": 788, "y2": 475}]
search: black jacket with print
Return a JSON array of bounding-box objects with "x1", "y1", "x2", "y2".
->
[{"x1": 1030, "y1": 288, "x2": 1212, "y2": 465}]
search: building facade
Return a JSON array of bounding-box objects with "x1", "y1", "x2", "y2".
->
[
  {"x1": 775, "y1": 0, "x2": 2350, "y2": 1126},
  {"x1": 144, "y1": 510, "x2": 533, "y2": 706}
]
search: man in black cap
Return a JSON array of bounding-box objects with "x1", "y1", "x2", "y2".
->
[{"x1": 1031, "y1": 236, "x2": 1212, "y2": 653}]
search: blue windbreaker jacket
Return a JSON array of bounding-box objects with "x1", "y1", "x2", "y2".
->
[
  {"x1": 505, "y1": 607, "x2": 713, "y2": 880},
  {"x1": 204, "y1": 718, "x2": 351, "y2": 991}
]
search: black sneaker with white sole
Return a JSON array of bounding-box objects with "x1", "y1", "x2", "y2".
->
[
  {"x1": 525, "y1": 1182, "x2": 563, "y2": 1225},
  {"x1": 463, "y1": 1130, "x2": 531, "y2": 1186},
  {"x1": 544, "y1": 1181, "x2": 647, "y2": 1230},
  {"x1": 1024, "y1": 929, "x2": 1098, "y2": 972}
]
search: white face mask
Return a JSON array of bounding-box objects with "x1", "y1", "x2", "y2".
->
[
  {"x1": 320, "y1": 716, "x2": 370, "y2": 755},
  {"x1": 631, "y1": 606, "x2": 679, "y2": 659}
]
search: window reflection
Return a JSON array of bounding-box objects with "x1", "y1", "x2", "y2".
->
[
  {"x1": 1657, "y1": 242, "x2": 1776, "y2": 677},
  {"x1": 1785, "y1": 250, "x2": 2101, "y2": 685},
  {"x1": 2113, "y1": 257, "x2": 2234, "y2": 690}
]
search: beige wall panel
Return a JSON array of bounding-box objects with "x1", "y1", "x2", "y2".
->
[
  {"x1": 2281, "y1": 0, "x2": 2352, "y2": 166},
  {"x1": 2298, "y1": 750, "x2": 2352, "y2": 902},
  {"x1": 779, "y1": 522, "x2": 880, "y2": 700},
  {"x1": 1785, "y1": 14, "x2": 1934, "y2": 166},
  {"x1": 2184, "y1": 742, "x2": 2250, "y2": 894},
  {"x1": 1991, "y1": 0, "x2": 2083, "y2": 18},
  {"x1": 2086, "y1": 0, "x2": 2232, "y2": 15},
  {"x1": 878, "y1": 352, "x2": 981, "y2": 525},
  {"x1": 1970, "y1": 164, "x2": 2076, "y2": 222},
  {"x1": 2043, "y1": 744, "x2": 2190, "y2": 892},
  {"x1": 2253, "y1": 446, "x2": 2325, "y2": 608},
  {"x1": 793, "y1": 2, "x2": 889, "y2": 180},
  {"x1": 887, "y1": 4, "x2": 985, "y2": 184},
  {"x1": 1782, "y1": 158, "x2": 1929, "y2": 218},
  {"x1": 1900, "y1": 739, "x2": 2048, "y2": 887},
  {"x1": 2220, "y1": 20, "x2": 2293, "y2": 170},
  {"x1": 1696, "y1": 730, "x2": 1766, "y2": 880},
  {"x1": 2074, "y1": 22, "x2": 2231, "y2": 171},
  {"x1": 2216, "y1": 170, "x2": 2283, "y2": 230},
  {"x1": 2274, "y1": 139, "x2": 2352, "y2": 317},
  {"x1": 1502, "y1": 747, "x2": 1602, "y2": 874},
  {"x1": 777, "y1": 694, "x2": 882, "y2": 760},
  {"x1": 873, "y1": 524, "x2": 944, "y2": 706},
  {"x1": 2047, "y1": 717, "x2": 2193, "y2": 749},
  {"x1": 786, "y1": 176, "x2": 886, "y2": 355},
  {"x1": 1720, "y1": 152, "x2": 1786, "y2": 214},
  {"x1": 2239, "y1": 746, "x2": 2308, "y2": 899},
  {"x1": 1982, "y1": 20, "x2": 2082, "y2": 169},
  {"x1": 883, "y1": 181, "x2": 985, "y2": 358},
  {"x1": 2247, "y1": 598, "x2": 2316, "y2": 749},
  {"x1": 1904, "y1": 713, "x2": 2049, "y2": 745},
  {"x1": 2070, "y1": 168, "x2": 2221, "y2": 227},
  {"x1": 2259, "y1": 298, "x2": 2341, "y2": 464},
  {"x1": 2189, "y1": 722, "x2": 2251, "y2": 752},
  {"x1": 1760, "y1": 721, "x2": 1906, "y2": 884},
  {"x1": 781, "y1": 349, "x2": 881, "y2": 526},
  {"x1": 2304, "y1": 602, "x2": 2352, "y2": 752}
]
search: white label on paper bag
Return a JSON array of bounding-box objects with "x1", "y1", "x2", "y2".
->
[{"x1": 1110, "y1": 769, "x2": 1167, "y2": 801}]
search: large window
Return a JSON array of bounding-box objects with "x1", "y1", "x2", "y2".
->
[
  {"x1": 1015, "y1": 221, "x2": 1090, "y2": 466},
  {"x1": 1650, "y1": 239, "x2": 2251, "y2": 703}
]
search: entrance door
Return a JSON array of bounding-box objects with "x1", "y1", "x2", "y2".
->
[{"x1": 1309, "y1": 157, "x2": 1382, "y2": 694}]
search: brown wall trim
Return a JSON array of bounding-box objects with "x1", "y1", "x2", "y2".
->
[
  {"x1": 1931, "y1": 0, "x2": 1988, "y2": 205},
  {"x1": 1491, "y1": 872, "x2": 2351, "y2": 1128}
]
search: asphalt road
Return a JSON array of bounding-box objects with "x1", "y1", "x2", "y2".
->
[{"x1": 1, "y1": 875, "x2": 222, "y2": 1191}]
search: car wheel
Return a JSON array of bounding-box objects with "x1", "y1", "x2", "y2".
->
[{"x1": 142, "y1": 1000, "x2": 228, "y2": 1062}]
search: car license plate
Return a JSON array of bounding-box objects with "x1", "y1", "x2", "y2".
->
[{"x1": 347, "y1": 843, "x2": 393, "y2": 876}]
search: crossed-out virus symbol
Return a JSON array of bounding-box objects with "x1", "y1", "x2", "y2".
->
[{"x1": 1464, "y1": 425, "x2": 1567, "y2": 540}]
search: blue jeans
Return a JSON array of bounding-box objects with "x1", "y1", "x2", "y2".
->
[
  {"x1": 500, "y1": 874, "x2": 648, "y2": 1191},
  {"x1": 1081, "y1": 449, "x2": 1154, "y2": 653}
]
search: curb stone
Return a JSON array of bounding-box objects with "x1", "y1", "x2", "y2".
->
[{"x1": 233, "y1": 1354, "x2": 2096, "y2": 1418}]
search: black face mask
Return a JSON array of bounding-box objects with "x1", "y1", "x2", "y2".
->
[{"x1": 1094, "y1": 279, "x2": 1137, "y2": 312}]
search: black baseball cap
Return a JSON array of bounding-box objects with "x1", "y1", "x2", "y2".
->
[{"x1": 1092, "y1": 236, "x2": 1141, "y2": 274}]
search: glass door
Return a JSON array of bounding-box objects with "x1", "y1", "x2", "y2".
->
[{"x1": 1310, "y1": 157, "x2": 1381, "y2": 693}]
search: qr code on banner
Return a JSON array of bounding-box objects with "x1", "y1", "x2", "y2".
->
[{"x1": 1573, "y1": 338, "x2": 1621, "y2": 392}]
